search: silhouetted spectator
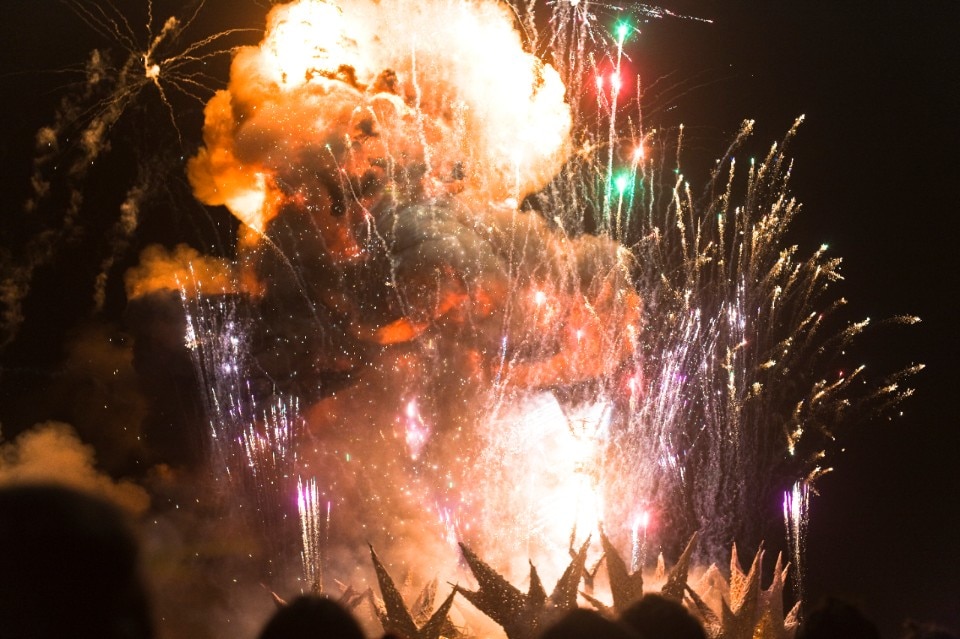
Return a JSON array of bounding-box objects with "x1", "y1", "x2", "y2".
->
[
  {"x1": 0, "y1": 483, "x2": 153, "y2": 639},
  {"x1": 540, "y1": 608, "x2": 641, "y2": 639},
  {"x1": 620, "y1": 594, "x2": 706, "y2": 639},
  {"x1": 258, "y1": 595, "x2": 365, "y2": 639},
  {"x1": 901, "y1": 620, "x2": 960, "y2": 639},
  {"x1": 797, "y1": 597, "x2": 880, "y2": 639}
]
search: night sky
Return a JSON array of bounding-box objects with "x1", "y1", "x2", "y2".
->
[
  {"x1": 632, "y1": 2, "x2": 960, "y2": 631},
  {"x1": 1, "y1": 1, "x2": 958, "y2": 636}
]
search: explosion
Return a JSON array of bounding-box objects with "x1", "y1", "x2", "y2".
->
[
  {"x1": 162, "y1": 0, "x2": 646, "y2": 587},
  {"x1": 188, "y1": 0, "x2": 574, "y2": 231},
  {"x1": 8, "y1": 0, "x2": 920, "y2": 635},
  {"x1": 125, "y1": 0, "x2": 923, "y2": 603}
]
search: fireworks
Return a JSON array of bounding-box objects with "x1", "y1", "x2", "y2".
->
[
  {"x1": 63, "y1": 0, "x2": 256, "y2": 141},
  {"x1": 4, "y1": 0, "x2": 922, "y2": 633},
  {"x1": 0, "y1": 1, "x2": 255, "y2": 347},
  {"x1": 157, "y1": 0, "x2": 922, "y2": 598},
  {"x1": 297, "y1": 476, "x2": 329, "y2": 592},
  {"x1": 783, "y1": 481, "x2": 811, "y2": 604}
]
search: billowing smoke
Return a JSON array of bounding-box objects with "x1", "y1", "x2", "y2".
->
[
  {"x1": 152, "y1": 0, "x2": 644, "y2": 596},
  {"x1": 126, "y1": 244, "x2": 238, "y2": 300},
  {"x1": 188, "y1": 0, "x2": 573, "y2": 230},
  {"x1": 0, "y1": 421, "x2": 149, "y2": 515}
]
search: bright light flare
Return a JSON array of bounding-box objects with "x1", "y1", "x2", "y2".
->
[
  {"x1": 259, "y1": 0, "x2": 357, "y2": 90},
  {"x1": 298, "y1": 476, "x2": 327, "y2": 590},
  {"x1": 471, "y1": 394, "x2": 613, "y2": 578},
  {"x1": 403, "y1": 398, "x2": 430, "y2": 461},
  {"x1": 783, "y1": 481, "x2": 811, "y2": 603},
  {"x1": 630, "y1": 508, "x2": 651, "y2": 572},
  {"x1": 610, "y1": 73, "x2": 622, "y2": 92}
]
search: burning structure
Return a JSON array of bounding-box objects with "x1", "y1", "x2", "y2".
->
[
  {"x1": 144, "y1": 0, "x2": 647, "y2": 581},
  {"x1": 106, "y1": 0, "x2": 919, "y2": 634}
]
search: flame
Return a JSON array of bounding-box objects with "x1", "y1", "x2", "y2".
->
[
  {"x1": 468, "y1": 393, "x2": 613, "y2": 575},
  {"x1": 188, "y1": 0, "x2": 573, "y2": 233},
  {"x1": 260, "y1": 0, "x2": 360, "y2": 90}
]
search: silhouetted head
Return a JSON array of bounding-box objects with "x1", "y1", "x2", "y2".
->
[
  {"x1": 258, "y1": 595, "x2": 365, "y2": 639},
  {"x1": 901, "y1": 620, "x2": 960, "y2": 639},
  {"x1": 797, "y1": 597, "x2": 880, "y2": 639},
  {"x1": 540, "y1": 608, "x2": 640, "y2": 639},
  {"x1": 0, "y1": 483, "x2": 153, "y2": 639},
  {"x1": 620, "y1": 594, "x2": 706, "y2": 639}
]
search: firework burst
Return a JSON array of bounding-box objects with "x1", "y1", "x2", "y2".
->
[
  {"x1": 0, "y1": 1, "x2": 257, "y2": 348},
  {"x1": 99, "y1": 0, "x2": 921, "y2": 622}
]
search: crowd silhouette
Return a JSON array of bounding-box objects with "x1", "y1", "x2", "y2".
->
[
  {"x1": 0, "y1": 484, "x2": 153, "y2": 639},
  {"x1": 0, "y1": 483, "x2": 955, "y2": 639}
]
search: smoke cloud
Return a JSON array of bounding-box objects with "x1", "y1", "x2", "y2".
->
[
  {"x1": 188, "y1": 0, "x2": 573, "y2": 231},
  {"x1": 7, "y1": 0, "x2": 643, "y2": 634},
  {"x1": 125, "y1": 244, "x2": 239, "y2": 300},
  {"x1": 0, "y1": 421, "x2": 149, "y2": 515},
  {"x1": 103, "y1": 2, "x2": 649, "y2": 629},
  {"x1": 162, "y1": 0, "x2": 645, "y2": 594}
]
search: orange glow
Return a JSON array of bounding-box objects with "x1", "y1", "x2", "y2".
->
[
  {"x1": 124, "y1": 244, "x2": 237, "y2": 299},
  {"x1": 189, "y1": 0, "x2": 573, "y2": 234}
]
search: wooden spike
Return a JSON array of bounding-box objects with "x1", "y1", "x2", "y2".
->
[
  {"x1": 528, "y1": 562, "x2": 547, "y2": 610},
  {"x1": 685, "y1": 584, "x2": 720, "y2": 628},
  {"x1": 662, "y1": 532, "x2": 698, "y2": 601},
  {"x1": 369, "y1": 545, "x2": 419, "y2": 638},
  {"x1": 419, "y1": 587, "x2": 459, "y2": 639},
  {"x1": 455, "y1": 544, "x2": 532, "y2": 638},
  {"x1": 600, "y1": 529, "x2": 642, "y2": 612},
  {"x1": 550, "y1": 538, "x2": 589, "y2": 610},
  {"x1": 579, "y1": 590, "x2": 612, "y2": 616},
  {"x1": 412, "y1": 578, "x2": 439, "y2": 626}
]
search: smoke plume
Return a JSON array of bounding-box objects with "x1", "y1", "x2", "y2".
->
[
  {"x1": 126, "y1": 244, "x2": 238, "y2": 300},
  {"x1": 0, "y1": 421, "x2": 149, "y2": 515},
  {"x1": 188, "y1": 0, "x2": 573, "y2": 231}
]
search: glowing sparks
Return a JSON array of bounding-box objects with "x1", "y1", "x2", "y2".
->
[
  {"x1": 64, "y1": 0, "x2": 256, "y2": 140},
  {"x1": 157, "y1": 0, "x2": 920, "y2": 603},
  {"x1": 298, "y1": 476, "x2": 329, "y2": 591},
  {"x1": 403, "y1": 399, "x2": 430, "y2": 461},
  {"x1": 783, "y1": 481, "x2": 811, "y2": 603},
  {"x1": 630, "y1": 509, "x2": 651, "y2": 572}
]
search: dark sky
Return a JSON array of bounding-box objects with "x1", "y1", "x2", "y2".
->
[
  {"x1": 1, "y1": 0, "x2": 958, "y2": 636},
  {"x1": 641, "y1": 3, "x2": 960, "y2": 632},
  {"x1": 646, "y1": 4, "x2": 960, "y2": 633}
]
